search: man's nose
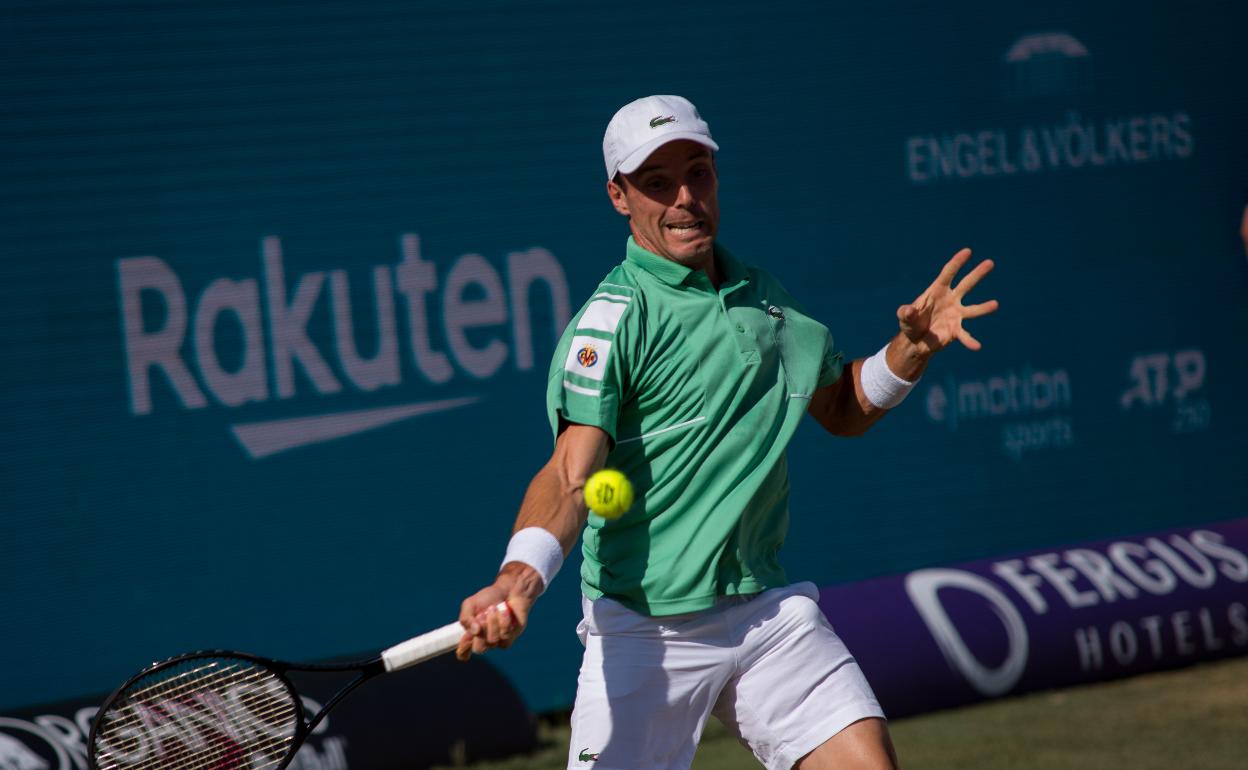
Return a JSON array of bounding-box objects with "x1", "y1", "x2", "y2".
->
[{"x1": 674, "y1": 183, "x2": 695, "y2": 206}]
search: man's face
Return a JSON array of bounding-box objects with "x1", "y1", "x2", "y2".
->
[{"x1": 607, "y1": 140, "x2": 719, "y2": 270}]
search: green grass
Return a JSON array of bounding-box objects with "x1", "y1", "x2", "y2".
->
[{"x1": 436, "y1": 656, "x2": 1248, "y2": 769}]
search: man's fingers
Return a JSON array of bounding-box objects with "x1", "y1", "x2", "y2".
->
[
  {"x1": 953, "y1": 258, "x2": 994, "y2": 298},
  {"x1": 459, "y1": 596, "x2": 486, "y2": 635},
  {"x1": 498, "y1": 602, "x2": 519, "y2": 642},
  {"x1": 458, "y1": 601, "x2": 523, "y2": 660},
  {"x1": 958, "y1": 328, "x2": 983, "y2": 350},
  {"x1": 898, "y1": 297, "x2": 931, "y2": 327},
  {"x1": 963, "y1": 299, "x2": 999, "y2": 319},
  {"x1": 935, "y1": 247, "x2": 973, "y2": 287},
  {"x1": 486, "y1": 604, "x2": 508, "y2": 644}
]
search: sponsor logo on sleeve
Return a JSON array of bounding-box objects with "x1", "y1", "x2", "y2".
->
[
  {"x1": 565, "y1": 336, "x2": 613, "y2": 382},
  {"x1": 577, "y1": 345, "x2": 599, "y2": 368}
]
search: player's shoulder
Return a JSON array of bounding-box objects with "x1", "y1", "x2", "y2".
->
[
  {"x1": 579, "y1": 263, "x2": 650, "y2": 323},
  {"x1": 593, "y1": 262, "x2": 642, "y2": 297},
  {"x1": 558, "y1": 264, "x2": 647, "y2": 347}
]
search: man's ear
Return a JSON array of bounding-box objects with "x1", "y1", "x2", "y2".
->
[{"x1": 606, "y1": 178, "x2": 630, "y2": 217}]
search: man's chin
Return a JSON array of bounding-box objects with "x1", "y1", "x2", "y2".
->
[{"x1": 665, "y1": 238, "x2": 714, "y2": 264}]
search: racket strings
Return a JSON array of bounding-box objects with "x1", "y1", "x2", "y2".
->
[
  {"x1": 93, "y1": 657, "x2": 300, "y2": 770},
  {"x1": 117, "y1": 663, "x2": 277, "y2": 717},
  {"x1": 122, "y1": 660, "x2": 263, "y2": 706},
  {"x1": 103, "y1": 681, "x2": 298, "y2": 770},
  {"x1": 96, "y1": 665, "x2": 295, "y2": 770}
]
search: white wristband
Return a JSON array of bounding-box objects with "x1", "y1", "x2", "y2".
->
[
  {"x1": 860, "y1": 344, "x2": 917, "y2": 409},
  {"x1": 501, "y1": 527, "x2": 564, "y2": 593}
]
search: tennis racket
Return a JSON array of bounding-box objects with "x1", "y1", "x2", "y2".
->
[{"x1": 87, "y1": 602, "x2": 511, "y2": 770}]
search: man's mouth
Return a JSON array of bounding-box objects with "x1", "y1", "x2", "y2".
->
[{"x1": 665, "y1": 221, "x2": 704, "y2": 234}]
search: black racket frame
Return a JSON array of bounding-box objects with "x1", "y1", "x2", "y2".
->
[{"x1": 87, "y1": 648, "x2": 387, "y2": 770}]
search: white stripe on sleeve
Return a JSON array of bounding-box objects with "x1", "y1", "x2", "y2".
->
[
  {"x1": 578, "y1": 299, "x2": 629, "y2": 333},
  {"x1": 592, "y1": 292, "x2": 632, "y2": 303},
  {"x1": 562, "y1": 380, "x2": 601, "y2": 397}
]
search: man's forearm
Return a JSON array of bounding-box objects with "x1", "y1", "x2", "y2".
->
[
  {"x1": 494, "y1": 461, "x2": 591, "y2": 603},
  {"x1": 496, "y1": 423, "x2": 610, "y2": 600},
  {"x1": 511, "y1": 458, "x2": 593, "y2": 556},
  {"x1": 810, "y1": 336, "x2": 928, "y2": 436}
]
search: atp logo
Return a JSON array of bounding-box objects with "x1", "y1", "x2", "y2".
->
[{"x1": 577, "y1": 345, "x2": 599, "y2": 368}]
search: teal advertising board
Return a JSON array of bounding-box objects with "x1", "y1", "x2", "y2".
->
[{"x1": 3, "y1": 1, "x2": 1246, "y2": 712}]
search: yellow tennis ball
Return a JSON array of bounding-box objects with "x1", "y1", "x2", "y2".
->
[{"x1": 585, "y1": 469, "x2": 634, "y2": 519}]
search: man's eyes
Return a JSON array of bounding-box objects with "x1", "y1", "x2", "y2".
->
[{"x1": 639, "y1": 165, "x2": 711, "y2": 192}]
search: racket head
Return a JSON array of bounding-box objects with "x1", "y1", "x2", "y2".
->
[{"x1": 88, "y1": 651, "x2": 306, "y2": 770}]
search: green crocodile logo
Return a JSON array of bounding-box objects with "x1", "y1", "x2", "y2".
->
[
  {"x1": 649, "y1": 115, "x2": 677, "y2": 128},
  {"x1": 578, "y1": 747, "x2": 600, "y2": 762}
]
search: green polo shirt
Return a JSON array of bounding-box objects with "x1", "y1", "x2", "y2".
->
[{"x1": 546, "y1": 237, "x2": 844, "y2": 616}]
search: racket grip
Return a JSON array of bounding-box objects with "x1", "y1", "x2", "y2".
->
[
  {"x1": 380, "y1": 602, "x2": 512, "y2": 672},
  {"x1": 381, "y1": 622, "x2": 464, "y2": 672}
]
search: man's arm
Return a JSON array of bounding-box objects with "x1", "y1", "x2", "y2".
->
[
  {"x1": 809, "y1": 248, "x2": 998, "y2": 436},
  {"x1": 808, "y1": 357, "x2": 885, "y2": 437},
  {"x1": 455, "y1": 422, "x2": 609, "y2": 660}
]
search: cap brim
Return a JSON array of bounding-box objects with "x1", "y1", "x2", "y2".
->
[{"x1": 615, "y1": 132, "x2": 720, "y2": 177}]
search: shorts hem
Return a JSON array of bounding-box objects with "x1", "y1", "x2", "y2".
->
[{"x1": 769, "y1": 702, "x2": 886, "y2": 770}]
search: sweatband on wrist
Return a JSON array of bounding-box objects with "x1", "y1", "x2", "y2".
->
[
  {"x1": 501, "y1": 527, "x2": 564, "y2": 592},
  {"x1": 860, "y1": 344, "x2": 917, "y2": 409}
]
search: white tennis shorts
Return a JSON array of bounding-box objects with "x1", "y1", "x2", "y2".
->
[{"x1": 566, "y1": 582, "x2": 884, "y2": 770}]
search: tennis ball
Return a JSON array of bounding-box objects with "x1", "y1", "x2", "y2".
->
[{"x1": 585, "y1": 468, "x2": 634, "y2": 519}]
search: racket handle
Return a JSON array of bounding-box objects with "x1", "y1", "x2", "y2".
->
[
  {"x1": 380, "y1": 602, "x2": 512, "y2": 672},
  {"x1": 381, "y1": 622, "x2": 463, "y2": 671}
]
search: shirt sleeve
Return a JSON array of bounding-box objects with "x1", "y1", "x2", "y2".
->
[
  {"x1": 817, "y1": 335, "x2": 845, "y2": 389},
  {"x1": 545, "y1": 283, "x2": 640, "y2": 443}
]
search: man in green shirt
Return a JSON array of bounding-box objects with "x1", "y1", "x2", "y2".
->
[{"x1": 457, "y1": 95, "x2": 997, "y2": 770}]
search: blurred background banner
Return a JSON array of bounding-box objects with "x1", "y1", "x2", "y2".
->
[
  {"x1": 2, "y1": 1, "x2": 1245, "y2": 716},
  {"x1": 818, "y1": 518, "x2": 1248, "y2": 718}
]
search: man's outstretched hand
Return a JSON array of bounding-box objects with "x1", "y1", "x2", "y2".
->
[{"x1": 898, "y1": 248, "x2": 998, "y2": 356}]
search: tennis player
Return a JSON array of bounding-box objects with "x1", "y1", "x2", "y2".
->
[{"x1": 456, "y1": 95, "x2": 997, "y2": 770}]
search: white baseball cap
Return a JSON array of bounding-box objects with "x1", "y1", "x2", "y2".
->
[{"x1": 602, "y1": 95, "x2": 719, "y2": 180}]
